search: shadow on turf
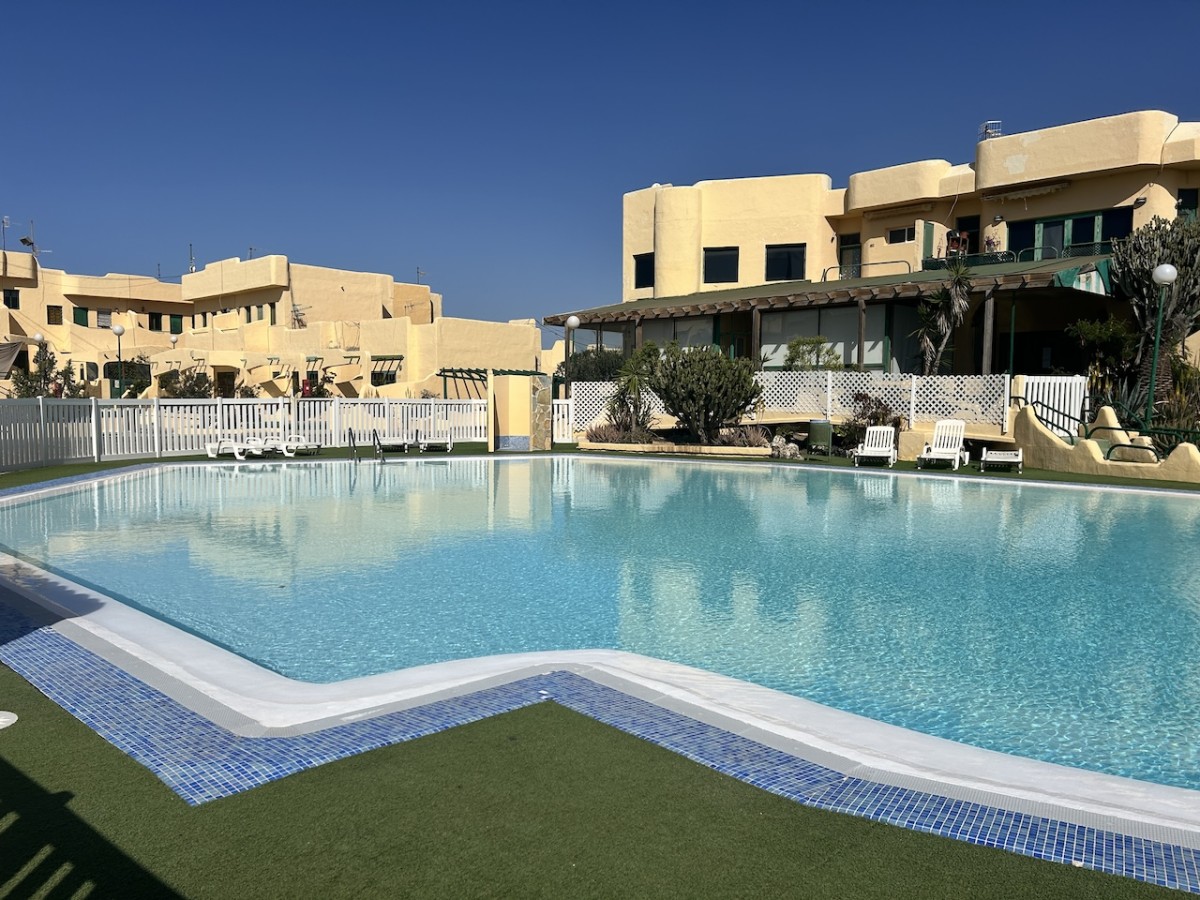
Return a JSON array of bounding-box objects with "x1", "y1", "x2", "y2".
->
[{"x1": 0, "y1": 758, "x2": 182, "y2": 898}]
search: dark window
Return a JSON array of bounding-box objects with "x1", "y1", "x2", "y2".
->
[
  {"x1": 1008, "y1": 220, "x2": 1036, "y2": 257},
  {"x1": 269, "y1": 303, "x2": 277, "y2": 326},
  {"x1": 169, "y1": 314, "x2": 183, "y2": 334},
  {"x1": 73, "y1": 307, "x2": 89, "y2": 327},
  {"x1": 1179, "y1": 188, "x2": 1199, "y2": 222},
  {"x1": 97, "y1": 309, "x2": 112, "y2": 328},
  {"x1": 245, "y1": 308, "x2": 252, "y2": 324},
  {"x1": 765, "y1": 244, "x2": 806, "y2": 281},
  {"x1": 1100, "y1": 207, "x2": 1133, "y2": 242},
  {"x1": 956, "y1": 216, "x2": 981, "y2": 256},
  {"x1": 2, "y1": 289, "x2": 18, "y2": 310},
  {"x1": 885, "y1": 227, "x2": 915, "y2": 244},
  {"x1": 633, "y1": 252, "x2": 654, "y2": 289},
  {"x1": 371, "y1": 371, "x2": 398, "y2": 387},
  {"x1": 703, "y1": 247, "x2": 739, "y2": 284},
  {"x1": 47, "y1": 305, "x2": 63, "y2": 325},
  {"x1": 837, "y1": 234, "x2": 861, "y2": 278},
  {"x1": 148, "y1": 312, "x2": 163, "y2": 332}
]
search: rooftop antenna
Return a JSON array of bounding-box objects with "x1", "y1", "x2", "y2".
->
[
  {"x1": 188, "y1": 243, "x2": 196, "y2": 273},
  {"x1": 19, "y1": 220, "x2": 38, "y2": 258},
  {"x1": 979, "y1": 120, "x2": 1003, "y2": 141},
  {"x1": 248, "y1": 246, "x2": 256, "y2": 260},
  {"x1": 416, "y1": 267, "x2": 426, "y2": 284},
  {"x1": 1, "y1": 216, "x2": 9, "y2": 252}
]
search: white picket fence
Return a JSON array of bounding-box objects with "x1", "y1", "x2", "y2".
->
[
  {"x1": 569, "y1": 372, "x2": 1015, "y2": 435},
  {"x1": 0, "y1": 397, "x2": 488, "y2": 471},
  {"x1": 1022, "y1": 375, "x2": 1089, "y2": 439}
]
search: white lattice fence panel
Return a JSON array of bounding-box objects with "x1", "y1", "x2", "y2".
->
[
  {"x1": 757, "y1": 371, "x2": 829, "y2": 416},
  {"x1": 828, "y1": 373, "x2": 912, "y2": 420},
  {"x1": 571, "y1": 382, "x2": 616, "y2": 431},
  {"x1": 912, "y1": 375, "x2": 1009, "y2": 426}
]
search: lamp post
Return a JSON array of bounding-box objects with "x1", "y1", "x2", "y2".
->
[
  {"x1": 1145, "y1": 263, "x2": 1178, "y2": 430},
  {"x1": 564, "y1": 315, "x2": 580, "y2": 399},
  {"x1": 111, "y1": 323, "x2": 125, "y2": 398}
]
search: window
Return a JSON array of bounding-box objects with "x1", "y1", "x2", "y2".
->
[
  {"x1": 633, "y1": 252, "x2": 654, "y2": 289},
  {"x1": 885, "y1": 227, "x2": 916, "y2": 244},
  {"x1": 1008, "y1": 207, "x2": 1134, "y2": 260},
  {"x1": 245, "y1": 308, "x2": 252, "y2": 324},
  {"x1": 1178, "y1": 188, "x2": 1198, "y2": 222},
  {"x1": 47, "y1": 305, "x2": 63, "y2": 325},
  {"x1": 148, "y1": 312, "x2": 163, "y2": 332},
  {"x1": 837, "y1": 234, "x2": 861, "y2": 278},
  {"x1": 956, "y1": 216, "x2": 980, "y2": 256},
  {"x1": 2, "y1": 289, "x2": 18, "y2": 310},
  {"x1": 370, "y1": 371, "x2": 398, "y2": 387},
  {"x1": 703, "y1": 247, "x2": 739, "y2": 284},
  {"x1": 169, "y1": 314, "x2": 183, "y2": 334},
  {"x1": 97, "y1": 309, "x2": 112, "y2": 328},
  {"x1": 642, "y1": 315, "x2": 714, "y2": 349},
  {"x1": 765, "y1": 244, "x2": 806, "y2": 281},
  {"x1": 269, "y1": 303, "x2": 277, "y2": 326},
  {"x1": 256, "y1": 305, "x2": 265, "y2": 321},
  {"x1": 73, "y1": 307, "x2": 89, "y2": 327}
]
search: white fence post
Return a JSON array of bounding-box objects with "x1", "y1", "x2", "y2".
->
[
  {"x1": 37, "y1": 396, "x2": 47, "y2": 465},
  {"x1": 1002, "y1": 374, "x2": 1012, "y2": 434},
  {"x1": 909, "y1": 375, "x2": 918, "y2": 428},
  {"x1": 152, "y1": 398, "x2": 163, "y2": 458}
]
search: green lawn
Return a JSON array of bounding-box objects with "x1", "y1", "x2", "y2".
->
[
  {"x1": 0, "y1": 454, "x2": 1190, "y2": 898},
  {"x1": 0, "y1": 665, "x2": 1176, "y2": 900}
]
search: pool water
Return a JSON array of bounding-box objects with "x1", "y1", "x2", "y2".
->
[{"x1": 5, "y1": 458, "x2": 1200, "y2": 790}]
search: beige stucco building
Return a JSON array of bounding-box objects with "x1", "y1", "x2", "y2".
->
[
  {"x1": 550, "y1": 109, "x2": 1200, "y2": 375},
  {"x1": 1, "y1": 253, "x2": 545, "y2": 399}
]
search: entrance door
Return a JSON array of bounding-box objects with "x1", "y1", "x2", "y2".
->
[{"x1": 216, "y1": 370, "x2": 237, "y2": 398}]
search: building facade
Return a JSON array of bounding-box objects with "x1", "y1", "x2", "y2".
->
[
  {"x1": 549, "y1": 110, "x2": 1200, "y2": 375},
  {"x1": 1, "y1": 253, "x2": 545, "y2": 399}
]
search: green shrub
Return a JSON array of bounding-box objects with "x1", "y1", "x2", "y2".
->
[
  {"x1": 836, "y1": 392, "x2": 903, "y2": 450},
  {"x1": 784, "y1": 336, "x2": 842, "y2": 370},
  {"x1": 555, "y1": 347, "x2": 625, "y2": 382},
  {"x1": 646, "y1": 344, "x2": 762, "y2": 444}
]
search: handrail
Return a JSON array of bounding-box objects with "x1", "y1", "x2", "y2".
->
[
  {"x1": 1012, "y1": 396, "x2": 1082, "y2": 442},
  {"x1": 922, "y1": 251, "x2": 1015, "y2": 270},
  {"x1": 347, "y1": 427, "x2": 358, "y2": 461},
  {"x1": 820, "y1": 259, "x2": 913, "y2": 282},
  {"x1": 371, "y1": 428, "x2": 385, "y2": 462},
  {"x1": 1015, "y1": 246, "x2": 1061, "y2": 262}
]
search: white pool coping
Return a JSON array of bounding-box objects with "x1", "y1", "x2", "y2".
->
[{"x1": 4, "y1": 548, "x2": 1200, "y2": 850}]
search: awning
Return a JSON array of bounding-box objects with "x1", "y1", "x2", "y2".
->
[
  {"x1": 544, "y1": 254, "x2": 1115, "y2": 327},
  {"x1": 1051, "y1": 258, "x2": 1111, "y2": 295},
  {"x1": 0, "y1": 341, "x2": 22, "y2": 378}
]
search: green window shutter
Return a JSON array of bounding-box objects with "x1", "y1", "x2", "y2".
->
[
  {"x1": 73, "y1": 307, "x2": 89, "y2": 326},
  {"x1": 169, "y1": 314, "x2": 183, "y2": 334}
]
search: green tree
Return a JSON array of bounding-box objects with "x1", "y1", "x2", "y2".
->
[
  {"x1": 10, "y1": 342, "x2": 87, "y2": 398},
  {"x1": 783, "y1": 335, "x2": 842, "y2": 370},
  {"x1": 158, "y1": 368, "x2": 214, "y2": 399},
  {"x1": 555, "y1": 347, "x2": 625, "y2": 382},
  {"x1": 645, "y1": 343, "x2": 762, "y2": 444},
  {"x1": 604, "y1": 343, "x2": 658, "y2": 439},
  {"x1": 1109, "y1": 215, "x2": 1200, "y2": 409},
  {"x1": 914, "y1": 257, "x2": 972, "y2": 375}
]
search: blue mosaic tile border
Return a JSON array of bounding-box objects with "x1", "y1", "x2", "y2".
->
[{"x1": 2, "y1": 601, "x2": 1199, "y2": 892}]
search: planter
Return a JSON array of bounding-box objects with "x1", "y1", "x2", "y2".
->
[{"x1": 578, "y1": 441, "x2": 772, "y2": 458}]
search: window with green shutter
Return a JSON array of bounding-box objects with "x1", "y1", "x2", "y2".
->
[{"x1": 73, "y1": 307, "x2": 89, "y2": 327}]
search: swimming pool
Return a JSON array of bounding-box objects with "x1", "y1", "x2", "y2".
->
[{"x1": 4, "y1": 457, "x2": 1200, "y2": 793}]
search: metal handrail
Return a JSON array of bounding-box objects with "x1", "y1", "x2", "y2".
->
[
  {"x1": 371, "y1": 427, "x2": 385, "y2": 462},
  {"x1": 1013, "y1": 396, "x2": 1082, "y2": 441},
  {"x1": 1015, "y1": 246, "x2": 1061, "y2": 262},
  {"x1": 1015, "y1": 396, "x2": 1164, "y2": 461},
  {"x1": 820, "y1": 259, "x2": 913, "y2": 282},
  {"x1": 922, "y1": 251, "x2": 1015, "y2": 270},
  {"x1": 347, "y1": 427, "x2": 358, "y2": 461}
]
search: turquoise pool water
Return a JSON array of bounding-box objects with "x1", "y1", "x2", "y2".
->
[{"x1": 4, "y1": 458, "x2": 1200, "y2": 790}]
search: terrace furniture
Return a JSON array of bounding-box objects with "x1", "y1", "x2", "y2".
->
[
  {"x1": 205, "y1": 438, "x2": 266, "y2": 461},
  {"x1": 850, "y1": 425, "x2": 897, "y2": 468},
  {"x1": 916, "y1": 419, "x2": 967, "y2": 471},
  {"x1": 266, "y1": 434, "x2": 323, "y2": 457},
  {"x1": 980, "y1": 447, "x2": 1023, "y2": 473}
]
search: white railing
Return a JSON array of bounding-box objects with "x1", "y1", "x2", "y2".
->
[
  {"x1": 1020, "y1": 375, "x2": 1088, "y2": 438},
  {"x1": 552, "y1": 399, "x2": 574, "y2": 442},
  {"x1": 570, "y1": 372, "x2": 1012, "y2": 434},
  {"x1": 0, "y1": 397, "x2": 488, "y2": 472}
]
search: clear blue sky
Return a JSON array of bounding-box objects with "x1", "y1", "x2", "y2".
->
[{"x1": 6, "y1": 0, "x2": 1198, "y2": 346}]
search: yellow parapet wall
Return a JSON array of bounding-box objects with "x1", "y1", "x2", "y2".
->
[{"x1": 1014, "y1": 405, "x2": 1200, "y2": 484}]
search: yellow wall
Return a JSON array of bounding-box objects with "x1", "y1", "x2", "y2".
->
[{"x1": 622, "y1": 109, "x2": 1200, "y2": 302}]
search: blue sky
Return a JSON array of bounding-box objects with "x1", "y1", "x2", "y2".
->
[{"x1": 6, "y1": 0, "x2": 1198, "y2": 345}]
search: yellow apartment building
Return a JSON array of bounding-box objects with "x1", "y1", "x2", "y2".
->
[
  {"x1": 0, "y1": 253, "x2": 545, "y2": 399},
  {"x1": 548, "y1": 109, "x2": 1200, "y2": 375}
]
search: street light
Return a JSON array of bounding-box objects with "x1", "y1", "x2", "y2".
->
[
  {"x1": 564, "y1": 314, "x2": 580, "y2": 399},
  {"x1": 1145, "y1": 263, "x2": 1178, "y2": 429},
  {"x1": 111, "y1": 323, "x2": 125, "y2": 398}
]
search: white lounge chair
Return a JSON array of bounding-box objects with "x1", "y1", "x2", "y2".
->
[
  {"x1": 916, "y1": 419, "x2": 967, "y2": 470},
  {"x1": 205, "y1": 438, "x2": 264, "y2": 460},
  {"x1": 980, "y1": 446, "x2": 1023, "y2": 473},
  {"x1": 850, "y1": 425, "x2": 897, "y2": 467},
  {"x1": 265, "y1": 434, "x2": 323, "y2": 457}
]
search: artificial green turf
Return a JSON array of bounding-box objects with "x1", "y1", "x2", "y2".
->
[{"x1": 0, "y1": 665, "x2": 1178, "y2": 899}]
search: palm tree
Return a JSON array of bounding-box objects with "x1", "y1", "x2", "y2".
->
[{"x1": 915, "y1": 258, "x2": 972, "y2": 375}]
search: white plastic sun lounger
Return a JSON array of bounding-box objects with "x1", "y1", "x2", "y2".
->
[
  {"x1": 916, "y1": 419, "x2": 967, "y2": 470},
  {"x1": 264, "y1": 434, "x2": 322, "y2": 457},
  {"x1": 980, "y1": 446, "x2": 1023, "y2": 473},
  {"x1": 850, "y1": 425, "x2": 897, "y2": 467},
  {"x1": 205, "y1": 438, "x2": 265, "y2": 461}
]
